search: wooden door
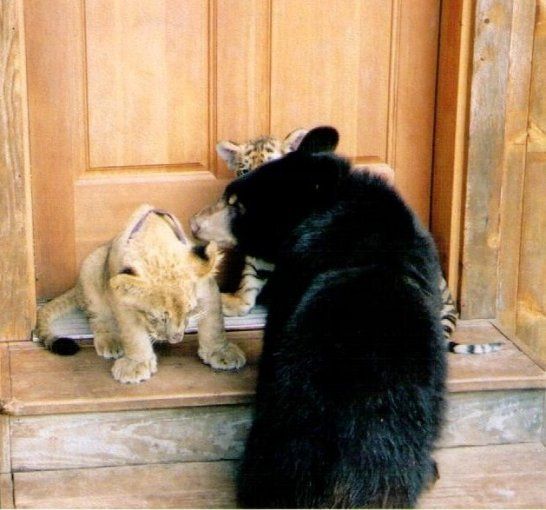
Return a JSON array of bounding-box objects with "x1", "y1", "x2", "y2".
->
[{"x1": 25, "y1": 0, "x2": 440, "y2": 299}]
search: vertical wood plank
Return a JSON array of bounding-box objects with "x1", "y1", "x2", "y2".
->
[
  {"x1": 0, "y1": 0, "x2": 35, "y2": 341},
  {"x1": 516, "y1": 153, "x2": 546, "y2": 364},
  {"x1": 431, "y1": 0, "x2": 473, "y2": 297},
  {"x1": 496, "y1": 0, "x2": 537, "y2": 334},
  {"x1": 460, "y1": 0, "x2": 514, "y2": 319},
  {"x1": 0, "y1": 474, "x2": 15, "y2": 509},
  {"x1": 388, "y1": 0, "x2": 440, "y2": 225},
  {"x1": 514, "y1": 0, "x2": 546, "y2": 366},
  {"x1": 24, "y1": 0, "x2": 83, "y2": 297},
  {"x1": 0, "y1": 417, "x2": 10, "y2": 475},
  {"x1": 215, "y1": 0, "x2": 270, "y2": 176},
  {"x1": 0, "y1": 345, "x2": 11, "y2": 474},
  {"x1": 528, "y1": 0, "x2": 546, "y2": 155}
]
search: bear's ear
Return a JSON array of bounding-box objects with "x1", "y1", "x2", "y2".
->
[
  {"x1": 281, "y1": 128, "x2": 308, "y2": 153},
  {"x1": 216, "y1": 141, "x2": 241, "y2": 164},
  {"x1": 296, "y1": 126, "x2": 339, "y2": 155}
]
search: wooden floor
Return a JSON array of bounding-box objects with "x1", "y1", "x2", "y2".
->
[
  {"x1": 1, "y1": 320, "x2": 545, "y2": 417},
  {"x1": 5, "y1": 443, "x2": 546, "y2": 509},
  {"x1": 1, "y1": 320, "x2": 545, "y2": 508}
]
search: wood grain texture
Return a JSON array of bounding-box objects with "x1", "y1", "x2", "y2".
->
[
  {"x1": 270, "y1": 0, "x2": 439, "y2": 225},
  {"x1": 439, "y1": 389, "x2": 543, "y2": 448},
  {"x1": 11, "y1": 405, "x2": 252, "y2": 471},
  {"x1": 419, "y1": 443, "x2": 546, "y2": 508},
  {"x1": 431, "y1": 0, "x2": 472, "y2": 297},
  {"x1": 513, "y1": 1, "x2": 546, "y2": 367},
  {"x1": 528, "y1": 0, "x2": 546, "y2": 154},
  {"x1": 12, "y1": 444, "x2": 546, "y2": 509},
  {"x1": 215, "y1": 0, "x2": 270, "y2": 177},
  {"x1": 3, "y1": 321, "x2": 545, "y2": 417},
  {"x1": 85, "y1": 1, "x2": 209, "y2": 170},
  {"x1": 14, "y1": 461, "x2": 237, "y2": 509},
  {"x1": 516, "y1": 153, "x2": 546, "y2": 365},
  {"x1": 5, "y1": 331, "x2": 261, "y2": 416},
  {"x1": 10, "y1": 388, "x2": 543, "y2": 473},
  {"x1": 447, "y1": 321, "x2": 546, "y2": 392},
  {"x1": 0, "y1": 344, "x2": 10, "y2": 404},
  {"x1": 496, "y1": 0, "x2": 536, "y2": 335},
  {"x1": 0, "y1": 474, "x2": 14, "y2": 509},
  {"x1": 270, "y1": 0, "x2": 391, "y2": 161},
  {"x1": 460, "y1": 0, "x2": 513, "y2": 319},
  {"x1": 387, "y1": 0, "x2": 440, "y2": 226},
  {"x1": 24, "y1": 0, "x2": 82, "y2": 297},
  {"x1": 0, "y1": 416, "x2": 10, "y2": 474},
  {"x1": 0, "y1": 0, "x2": 35, "y2": 341}
]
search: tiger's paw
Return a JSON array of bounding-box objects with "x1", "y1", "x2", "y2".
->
[
  {"x1": 111, "y1": 356, "x2": 157, "y2": 384},
  {"x1": 200, "y1": 342, "x2": 246, "y2": 371},
  {"x1": 221, "y1": 293, "x2": 253, "y2": 317}
]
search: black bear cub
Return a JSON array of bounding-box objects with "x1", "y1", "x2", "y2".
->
[{"x1": 221, "y1": 127, "x2": 446, "y2": 508}]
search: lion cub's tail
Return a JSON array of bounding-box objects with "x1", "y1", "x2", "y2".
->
[{"x1": 35, "y1": 287, "x2": 80, "y2": 355}]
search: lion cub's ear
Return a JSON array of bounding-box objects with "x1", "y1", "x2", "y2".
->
[
  {"x1": 110, "y1": 273, "x2": 147, "y2": 299},
  {"x1": 190, "y1": 241, "x2": 221, "y2": 277}
]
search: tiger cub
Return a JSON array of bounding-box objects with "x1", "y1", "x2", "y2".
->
[
  {"x1": 192, "y1": 130, "x2": 500, "y2": 354},
  {"x1": 36, "y1": 204, "x2": 246, "y2": 383}
]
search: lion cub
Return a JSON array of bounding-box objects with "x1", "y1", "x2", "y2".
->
[{"x1": 36, "y1": 204, "x2": 246, "y2": 383}]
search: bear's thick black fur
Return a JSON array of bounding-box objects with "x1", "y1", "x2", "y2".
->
[{"x1": 225, "y1": 127, "x2": 446, "y2": 508}]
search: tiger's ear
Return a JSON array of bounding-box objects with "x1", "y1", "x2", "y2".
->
[
  {"x1": 296, "y1": 126, "x2": 339, "y2": 155},
  {"x1": 190, "y1": 241, "x2": 222, "y2": 277},
  {"x1": 216, "y1": 141, "x2": 241, "y2": 165},
  {"x1": 110, "y1": 273, "x2": 147, "y2": 300},
  {"x1": 281, "y1": 128, "x2": 308, "y2": 153}
]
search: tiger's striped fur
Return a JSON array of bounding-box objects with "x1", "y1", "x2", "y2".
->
[
  {"x1": 439, "y1": 278, "x2": 501, "y2": 354},
  {"x1": 209, "y1": 130, "x2": 501, "y2": 354}
]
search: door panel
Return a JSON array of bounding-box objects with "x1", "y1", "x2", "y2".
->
[
  {"x1": 85, "y1": 0, "x2": 209, "y2": 169},
  {"x1": 271, "y1": 0, "x2": 392, "y2": 162},
  {"x1": 25, "y1": 0, "x2": 440, "y2": 298}
]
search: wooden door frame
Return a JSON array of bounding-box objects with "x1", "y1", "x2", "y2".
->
[
  {"x1": 430, "y1": 0, "x2": 474, "y2": 302},
  {"x1": 0, "y1": 0, "x2": 35, "y2": 342}
]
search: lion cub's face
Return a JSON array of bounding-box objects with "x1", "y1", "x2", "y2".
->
[{"x1": 110, "y1": 242, "x2": 218, "y2": 344}]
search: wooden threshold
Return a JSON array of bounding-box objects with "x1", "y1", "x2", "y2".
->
[
  {"x1": 1, "y1": 321, "x2": 544, "y2": 417},
  {"x1": 11, "y1": 443, "x2": 546, "y2": 509}
]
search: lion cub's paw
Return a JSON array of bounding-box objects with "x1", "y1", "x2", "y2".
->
[
  {"x1": 201, "y1": 342, "x2": 246, "y2": 370},
  {"x1": 94, "y1": 335, "x2": 124, "y2": 359},
  {"x1": 221, "y1": 293, "x2": 253, "y2": 317},
  {"x1": 111, "y1": 356, "x2": 158, "y2": 384}
]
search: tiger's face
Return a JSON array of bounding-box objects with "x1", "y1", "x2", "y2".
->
[{"x1": 215, "y1": 129, "x2": 308, "y2": 177}]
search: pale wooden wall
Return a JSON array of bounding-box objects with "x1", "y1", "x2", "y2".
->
[
  {"x1": 0, "y1": 0, "x2": 35, "y2": 342},
  {"x1": 458, "y1": 0, "x2": 546, "y2": 367},
  {"x1": 459, "y1": 0, "x2": 517, "y2": 319},
  {"x1": 513, "y1": 0, "x2": 546, "y2": 366}
]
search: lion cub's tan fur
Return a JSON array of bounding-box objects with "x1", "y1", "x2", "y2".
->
[{"x1": 36, "y1": 204, "x2": 246, "y2": 383}]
